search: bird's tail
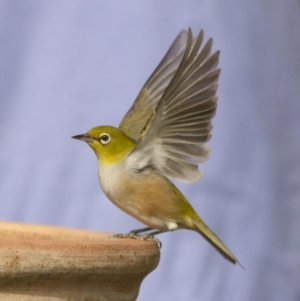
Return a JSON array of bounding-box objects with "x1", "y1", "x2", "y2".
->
[{"x1": 193, "y1": 217, "x2": 240, "y2": 266}]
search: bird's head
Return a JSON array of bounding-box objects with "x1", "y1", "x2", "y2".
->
[{"x1": 72, "y1": 126, "x2": 135, "y2": 165}]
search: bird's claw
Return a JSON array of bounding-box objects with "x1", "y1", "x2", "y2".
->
[{"x1": 111, "y1": 232, "x2": 162, "y2": 249}]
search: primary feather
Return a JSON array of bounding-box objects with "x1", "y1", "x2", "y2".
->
[
  {"x1": 119, "y1": 30, "x2": 188, "y2": 141},
  {"x1": 126, "y1": 28, "x2": 220, "y2": 183}
]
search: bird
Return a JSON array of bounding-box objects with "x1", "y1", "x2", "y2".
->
[{"x1": 72, "y1": 28, "x2": 239, "y2": 264}]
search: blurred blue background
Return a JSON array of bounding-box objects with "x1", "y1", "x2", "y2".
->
[{"x1": 1, "y1": 1, "x2": 300, "y2": 300}]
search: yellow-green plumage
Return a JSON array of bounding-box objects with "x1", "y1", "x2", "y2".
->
[
  {"x1": 87, "y1": 126, "x2": 135, "y2": 165},
  {"x1": 73, "y1": 29, "x2": 239, "y2": 265}
]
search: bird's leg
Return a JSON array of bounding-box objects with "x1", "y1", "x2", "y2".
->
[
  {"x1": 113, "y1": 227, "x2": 168, "y2": 238},
  {"x1": 112, "y1": 228, "x2": 172, "y2": 249},
  {"x1": 112, "y1": 227, "x2": 152, "y2": 238},
  {"x1": 130, "y1": 227, "x2": 153, "y2": 235},
  {"x1": 141, "y1": 229, "x2": 171, "y2": 236},
  {"x1": 133, "y1": 229, "x2": 173, "y2": 249}
]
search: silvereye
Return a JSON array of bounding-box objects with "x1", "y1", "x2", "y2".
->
[{"x1": 73, "y1": 29, "x2": 239, "y2": 265}]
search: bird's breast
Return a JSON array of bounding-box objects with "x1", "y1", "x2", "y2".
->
[
  {"x1": 97, "y1": 161, "x2": 184, "y2": 229},
  {"x1": 97, "y1": 161, "x2": 125, "y2": 198}
]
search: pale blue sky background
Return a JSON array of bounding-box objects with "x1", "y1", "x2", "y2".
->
[{"x1": 1, "y1": 1, "x2": 300, "y2": 300}]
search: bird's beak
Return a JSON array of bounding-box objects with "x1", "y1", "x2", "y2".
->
[{"x1": 71, "y1": 134, "x2": 95, "y2": 143}]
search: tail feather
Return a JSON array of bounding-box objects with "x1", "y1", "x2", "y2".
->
[{"x1": 193, "y1": 218, "x2": 243, "y2": 267}]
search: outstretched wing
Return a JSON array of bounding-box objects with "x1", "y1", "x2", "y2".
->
[
  {"x1": 119, "y1": 30, "x2": 188, "y2": 141},
  {"x1": 127, "y1": 28, "x2": 220, "y2": 183}
]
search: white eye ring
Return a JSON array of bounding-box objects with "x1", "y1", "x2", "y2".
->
[{"x1": 99, "y1": 133, "x2": 111, "y2": 144}]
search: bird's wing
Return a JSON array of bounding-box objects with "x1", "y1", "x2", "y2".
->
[
  {"x1": 119, "y1": 30, "x2": 188, "y2": 141},
  {"x1": 127, "y1": 28, "x2": 220, "y2": 183}
]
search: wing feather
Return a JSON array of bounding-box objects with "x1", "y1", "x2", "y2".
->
[
  {"x1": 119, "y1": 30, "x2": 188, "y2": 141},
  {"x1": 127, "y1": 29, "x2": 220, "y2": 182}
]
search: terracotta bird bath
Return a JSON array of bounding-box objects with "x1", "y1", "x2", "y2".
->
[{"x1": 0, "y1": 221, "x2": 160, "y2": 300}]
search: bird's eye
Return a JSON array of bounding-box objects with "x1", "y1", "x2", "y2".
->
[{"x1": 99, "y1": 133, "x2": 111, "y2": 144}]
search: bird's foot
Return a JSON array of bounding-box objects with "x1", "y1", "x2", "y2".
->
[{"x1": 112, "y1": 232, "x2": 162, "y2": 249}]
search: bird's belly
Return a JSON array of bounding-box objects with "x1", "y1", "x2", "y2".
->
[{"x1": 98, "y1": 164, "x2": 181, "y2": 229}]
